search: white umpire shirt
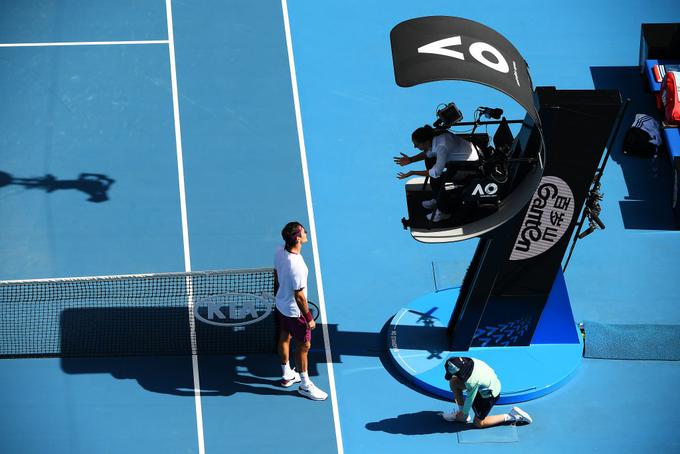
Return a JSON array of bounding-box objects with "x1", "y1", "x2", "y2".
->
[{"x1": 426, "y1": 132, "x2": 479, "y2": 179}]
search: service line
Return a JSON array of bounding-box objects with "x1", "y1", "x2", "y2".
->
[{"x1": 0, "y1": 40, "x2": 168, "y2": 47}]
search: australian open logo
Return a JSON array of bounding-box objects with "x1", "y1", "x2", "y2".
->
[
  {"x1": 510, "y1": 176, "x2": 575, "y2": 261},
  {"x1": 471, "y1": 182, "x2": 498, "y2": 198},
  {"x1": 193, "y1": 293, "x2": 274, "y2": 327}
]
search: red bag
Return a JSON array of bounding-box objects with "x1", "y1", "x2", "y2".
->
[{"x1": 661, "y1": 71, "x2": 680, "y2": 125}]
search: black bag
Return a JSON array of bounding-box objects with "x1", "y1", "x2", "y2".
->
[{"x1": 622, "y1": 127, "x2": 657, "y2": 157}]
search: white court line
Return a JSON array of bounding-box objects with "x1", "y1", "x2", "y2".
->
[
  {"x1": 392, "y1": 310, "x2": 418, "y2": 375},
  {"x1": 165, "y1": 1, "x2": 206, "y2": 454},
  {"x1": 0, "y1": 40, "x2": 168, "y2": 47},
  {"x1": 280, "y1": 2, "x2": 343, "y2": 453}
]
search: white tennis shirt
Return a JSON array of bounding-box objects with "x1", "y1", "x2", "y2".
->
[
  {"x1": 426, "y1": 132, "x2": 479, "y2": 179},
  {"x1": 274, "y1": 245, "x2": 308, "y2": 317}
]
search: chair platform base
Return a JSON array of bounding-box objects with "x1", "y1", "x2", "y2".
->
[{"x1": 387, "y1": 286, "x2": 583, "y2": 404}]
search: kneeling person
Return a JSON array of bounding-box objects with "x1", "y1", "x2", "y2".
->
[
  {"x1": 274, "y1": 221, "x2": 328, "y2": 401},
  {"x1": 441, "y1": 357, "x2": 532, "y2": 428}
]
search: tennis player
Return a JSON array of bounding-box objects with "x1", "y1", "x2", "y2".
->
[
  {"x1": 441, "y1": 356, "x2": 532, "y2": 428},
  {"x1": 273, "y1": 221, "x2": 327, "y2": 401}
]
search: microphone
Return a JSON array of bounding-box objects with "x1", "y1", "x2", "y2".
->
[{"x1": 480, "y1": 107, "x2": 504, "y2": 119}]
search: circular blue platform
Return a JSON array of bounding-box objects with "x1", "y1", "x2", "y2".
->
[{"x1": 387, "y1": 287, "x2": 583, "y2": 404}]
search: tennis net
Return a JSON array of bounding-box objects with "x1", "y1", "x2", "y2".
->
[{"x1": 0, "y1": 268, "x2": 277, "y2": 358}]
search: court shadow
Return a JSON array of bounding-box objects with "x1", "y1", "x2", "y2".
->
[
  {"x1": 0, "y1": 170, "x2": 114, "y2": 202},
  {"x1": 56, "y1": 306, "x2": 437, "y2": 399},
  {"x1": 61, "y1": 353, "x2": 321, "y2": 398},
  {"x1": 58, "y1": 306, "x2": 324, "y2": 397},
  {"x1": 589, "y1": 66, "x2": 676, "y2": 230},
  {"x1": 323, "y1": 319, "x2": 451, "y2": 399},
  {"x1": 365, "y1": 411, "x2": 474, "y2": 435}
]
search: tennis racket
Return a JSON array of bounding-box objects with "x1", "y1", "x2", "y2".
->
[{"x1": 308, "y1": 301, "x2": 320, "y2": 321}]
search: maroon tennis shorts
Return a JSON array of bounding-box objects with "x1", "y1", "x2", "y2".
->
[{"x1": 277, "y1": 310, "x2": 311, "y2": 343}]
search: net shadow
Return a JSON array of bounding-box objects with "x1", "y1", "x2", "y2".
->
[
  {"x1": 59, "y1": 307, "x2": 321, "y2": 397},
  {"x1": 60, "y1": 354, "x2": 310, "y2": 398},
  {"x1": 59, "y1": 306, "x2": 278, "y2": 357},
  {"x1": 57, "y1": 310, "x2": 443, "y2": 398}
]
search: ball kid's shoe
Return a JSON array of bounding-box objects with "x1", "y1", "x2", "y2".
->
[{"x1": 509, "y1": 406, "x2": 532, "y2": 425}]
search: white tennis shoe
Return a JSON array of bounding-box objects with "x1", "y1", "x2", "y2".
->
[
  {"x1": 508, "y1": 406, "x2": 532, "y2": 425},
  {"x1": 280, "y1": 371, "x2": 301, "y2": 388},
  {"x1": 440, "y1": 411, "x2": 456, "y2": 422},
  {"x1": 440, "y1": 411, "x2": 472, "y2": 423},
  {"x1": 426, "y1": 209, "x2": 452, "y2": 222},
  {"x1": 298, "y1": 382, "x2": 328, "y2": 401}
]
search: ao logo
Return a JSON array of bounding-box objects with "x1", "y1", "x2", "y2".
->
[
  {"x1": 193, "y1": 293, "x2": 273, "y2": 327},
  {"x1": 418, "y1": 36, "x2": 509, "y2": 74},
  {"x1": 471, "y1": 182, "x2": 498, "y2": 196}
]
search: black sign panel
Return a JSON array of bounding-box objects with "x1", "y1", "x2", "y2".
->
[
  {"x1": 390, "y1": 16, "x2": 539, "y2": 124},
  {"x1": 448, "y1": 88, "x2": 622, "y2": 349},
  {"x1": 494, "y1": 89, "x2": 622, "y2": 298}
]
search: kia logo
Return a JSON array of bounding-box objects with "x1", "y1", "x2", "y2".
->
[{"x1": 193, "y1": 293, "x2": 274, "y2": 327}]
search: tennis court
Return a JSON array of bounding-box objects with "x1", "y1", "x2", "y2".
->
[{"x1": 1, "y1": 1, "x2": 679, "y2": 453}]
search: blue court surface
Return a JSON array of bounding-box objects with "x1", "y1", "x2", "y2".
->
[{"x1": 1, "y1": 1, "x2": 680, "y2": 453}]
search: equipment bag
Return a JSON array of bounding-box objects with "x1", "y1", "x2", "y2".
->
[
  {"x1": 661, "y1": 71, "x2": 680, "y2": 125},
  {"x1": 622, "y1": 114, "x2": 661, "y2": 157}
]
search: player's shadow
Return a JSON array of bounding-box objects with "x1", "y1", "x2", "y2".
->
[
  {"x1": 589, "y1": 66, "x2": 676, "y2": 230},
  {"x1": 0, "y1": 170, "x2": 114, "y2": 202},
  {"x1": 365, "y1": 411, "x2": 474, "y2": 435}
]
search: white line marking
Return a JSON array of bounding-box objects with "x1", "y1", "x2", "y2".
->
[
  {"x1": 391, "y1": 311, "x2": 418, "y2": 374},
  {"x1": 0, "y1": 40, "x2": 168, "y2": 48},
  {"x1": 165, "y1": 1, "x2": 205, "y2": 454},
  {"x1": 281, "y1": 2, "x2": 343, "y2": 453},
  {"x1": 0, "y1": 267, "x2": 272, "y2": 285}
]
